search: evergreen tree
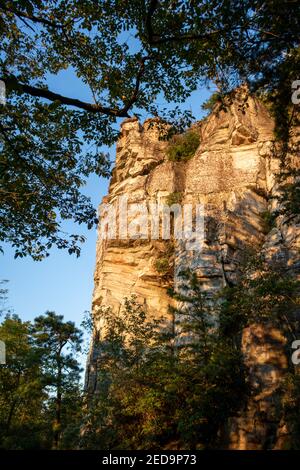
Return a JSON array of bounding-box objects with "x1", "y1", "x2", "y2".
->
[
  {"x1": 33, "y1": 311, "x2": 83, "y2": 448},
  {"x1": 0, "y1": 315, "x2": 46, "y2": 449}
]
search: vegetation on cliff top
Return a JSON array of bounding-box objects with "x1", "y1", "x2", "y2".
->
[
  {"x1": 0, "y1": 0, "x2": 299, "y2": 258},
  {"x1": 167, "y1": 131, "x2": 200, "y2": 162},
  {"x1": 201, "y1": 92, "x2": 223, "y2": 114}
]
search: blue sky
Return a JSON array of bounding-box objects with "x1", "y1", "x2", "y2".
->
[{"x1": 0, "y1": 67, "x2": 212, "y2": 361}]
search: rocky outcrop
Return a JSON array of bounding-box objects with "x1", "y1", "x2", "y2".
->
[{"x1": 85, "y1": 87, "x2": 300, "y2": 448}]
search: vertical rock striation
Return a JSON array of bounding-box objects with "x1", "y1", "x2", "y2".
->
[{"x1": 85, "y1": 88, "x2": 300, "y2": 449}]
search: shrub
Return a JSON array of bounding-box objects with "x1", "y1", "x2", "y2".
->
[
  {"x1": 154, "y1": 257, "x2": 170, "y2": 274},
  {"x1": 260, "y1": 209, "x2": 277, "y2": 233},
  {"x1": 167, "y1": 131, "x2": 200, "y2": 162},
  {"x1": 201, "y1": 92, "x2": 222, "y2": 113},
  {"x1": 166, "y1": 192, "x2": 183, "y2": 206}
]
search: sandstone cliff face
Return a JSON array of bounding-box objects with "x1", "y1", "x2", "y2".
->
[{"x1": 85, "y1": 88, "x2": 300, "y2": 449}]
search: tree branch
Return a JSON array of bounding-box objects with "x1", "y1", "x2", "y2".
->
[
  {"x1": 145, "y1": 0, "x2": 159, "y2": 44},
  {"x1": 144, "y1": 0, "x2": 221, "y2": 46},
  {"x1": 14, "y1": 13, "x2": 35, "y2": 32},
  {"x1": 122, "y1": 57, "x2": 147, "y2": 113},
  {"x1": 1, "y1": 76, "x2": 130, "y2": 117},
  {"x1": 2, "y1": 5, "x2": 66, "y2": 29},
  {"x1": 0, "y1": 120, "x2": 51, "y2": 191},
  {"x1": 150, "y1": 30, "x2": 221, "y2": 46},
  {"x1": 143, "y1": 0, "x2": 282, "y2": 48}
]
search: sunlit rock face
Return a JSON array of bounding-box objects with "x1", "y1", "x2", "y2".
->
[
  {"x1": 85, "y1": 88, "x2": 300, "y2": 449},
  {"x1": 92, "y1": 117, "x2": 174, "y2": 321}
]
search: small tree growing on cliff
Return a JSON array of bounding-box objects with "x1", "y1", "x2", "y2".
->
[
  {"x1": 83, "y1": 274, "x2": 245, "y2": 450},
  {"x1": 167, "y1": 270, "x2": 245, "y2": 448},
  {"x1": 219, "y1": 252, "x2": 300, "y2": 449},
  {"x1": 219, "y1": 255, "x2": 300, "y2": 338},
  {"x1": 167, "y1": 131, "x2": 200, "y2": 162}
]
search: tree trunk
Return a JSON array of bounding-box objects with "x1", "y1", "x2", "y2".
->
[{"x1": 53, "y1": 358, "x2": 62, "y2": 449}]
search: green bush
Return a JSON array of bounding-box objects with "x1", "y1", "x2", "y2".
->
[
  {"x1": 166, "y1": 192, "x2": 183, "y2": 206},
  {"x1": 154, "y1": 257, "x2": 170, "y2": 274},
  {"x1": 201, "y1": 92, "x2": 222, "y2": 113},
  {"x1": 260, "y1": 209, "x2": 277, "y2": 233},
  {"x1": 167, "y1": 131, "x2": 200, "y2": 162}
]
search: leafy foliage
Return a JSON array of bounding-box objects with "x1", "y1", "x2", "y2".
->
[
  {"x1": 154, "y1": 257, "x2": 170, "y2": 274},
  {"x1": 166, "y1": 192, "x2": 183, "y2": 206},
  {"x1": 1, "y1": 1, "x2": 299, "y2": 256},
  {"x1": 0, "y1": 310, "x2": 83, "y2": 449},
  {"x1": 201, "y1": 92, "x2": 222, "y2": 114},
  {"x1": 82, "y1": 258, "x2": 300, "y2": 450},
  {"x1": 281, "y1": 373, "x2": 300, "y2": 450},
  {"x1": 1, "y1": 256, "x2": 300, "y2": 449},
  {"x1": 0, "y1": 96, "x2": 111, "y2": 260},
  {"x1": 0, "y1": 314, "x2": 49, "y2": 448},
  {"x1": 218, "y1": 254, "x2": 300, "y2": 448},
  {"x1": 167, "y1": 131, "x2": 200, "y2": 162},
  {"x1": 219, "y1": 255, "x2": 300, "y2": 338},
  {"x1": 0, "y1": 280, "x2": 11, "y2": 317},
  {"x1": 33, "y1": 311, "x2": 83, "y2": 448},
  {"x1": 260, "y1": 210, "x2": 277, "y2": 234},
  {"x1": 82, "y1": 274, "x2": 245, "y2": 450}
]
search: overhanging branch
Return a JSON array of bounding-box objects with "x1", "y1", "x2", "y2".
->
[
  {"x1": 122, "y1": 57, "x2": 147, "y2": 113},
  {"x1": 1, "y1": 5, "x2": 66, "y2": 29},
  {"x1": 144, "y1": 0, "x2": 221, "y2": 46},
  {"x1": 1, "y1": 76, "x2": 130, "y2": 117}
]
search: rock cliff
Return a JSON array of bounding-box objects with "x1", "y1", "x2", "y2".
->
[{"x1": 85, "y1": 87, "x2": 300, "y2": 449}]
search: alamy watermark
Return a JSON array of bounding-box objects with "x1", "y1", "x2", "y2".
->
[
  {"x1": 0, "y1": 80, "x2": 6, "y2": 105},
  {"x1": 291, "y1": 80, "x2": 300, "y2": 105},
  {"x1": 0, "y1": 340, "x2": 5, "y2": 364},
  {"x1": 98, "y1": 195, "x2": 205, "y2": 251},
  {"x1": 291, "y1": 340, "x2": 300, "y2": 365}
]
